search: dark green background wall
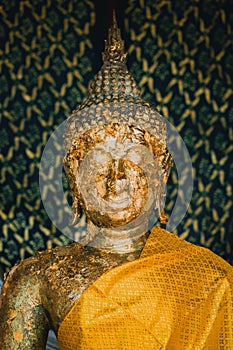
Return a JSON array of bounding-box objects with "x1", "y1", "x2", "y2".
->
[{"x1": 0, "y1": 0, "x2": 232, "y2": 277}]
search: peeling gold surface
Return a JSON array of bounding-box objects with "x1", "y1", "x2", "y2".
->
[
  {"x1": 7, "y1": 309, "x2": 18, "y2": 321},
  {"x1": 0, "y1": 13, "x2": 174, "y2": 350},
  {"x1": 0, "y1": 239, "x2": 146, "y2": 349},
  {"x1": 13, "y1": 329, "x2": 23, "y2": 341}
]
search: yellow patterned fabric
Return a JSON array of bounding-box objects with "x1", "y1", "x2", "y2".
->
[{"x1": 58, "y1": 227, "x2": 233, "y2": 349}]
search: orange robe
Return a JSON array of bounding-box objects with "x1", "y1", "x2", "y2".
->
[{"x1": 58, "y1": 227, "x2": 233, "y2": 349}]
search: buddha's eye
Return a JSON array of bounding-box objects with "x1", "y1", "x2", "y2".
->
[
  {"x1": 89, "y1": 148, "x2": 112, "y2": 167},
  {"x1": 127, "y1": 149, "x2": 142, "y2": 164},
  {"x1": 126, "y1": 145, "x2": 156, "y2": 174},
  {"x1": 126, "y1": 147, "x2": 143, "y2": 165}
]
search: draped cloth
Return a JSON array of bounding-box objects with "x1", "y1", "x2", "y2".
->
[{"x1": 58, "y1": 227, "x2": 233, "y2": 349}]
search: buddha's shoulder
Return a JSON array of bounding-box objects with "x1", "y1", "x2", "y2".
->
[
  {"x1": 151, "y1": 227, "x2": 233, "y2": 278},
  {"x1": 5, "y1": 242, "x2": 124, "y2": 285},
  {"x1": 2, "y1": 243, "x2": 87, "y2": 284}
]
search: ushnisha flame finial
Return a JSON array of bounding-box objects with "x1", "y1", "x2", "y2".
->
[
  {"x1": 102, "y1": 10, "x2": 127, "y2": 64},
  {"x1": 67, "y1": 9, "x2": 143, "y2": 116}
]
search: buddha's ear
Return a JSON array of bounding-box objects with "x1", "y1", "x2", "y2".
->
[{"x1": 157, "y1": 174, "x2": 169, "y2": 225}]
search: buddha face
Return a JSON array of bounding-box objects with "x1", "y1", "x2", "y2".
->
[
  {"x1": 79, "y1": 139, "x2": 153, "y2": 228},
  {"x1": 65, "y1": 123, "x2": 166, "y2": 230}
]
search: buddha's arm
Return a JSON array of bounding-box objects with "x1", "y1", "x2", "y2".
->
[{"x1": 0, "y1": 259, "x2": 49, "y2": 350}]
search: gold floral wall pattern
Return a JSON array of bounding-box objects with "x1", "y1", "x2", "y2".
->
[{"x1": 0, "y1": 0, "x2": 232, "y2": 276}]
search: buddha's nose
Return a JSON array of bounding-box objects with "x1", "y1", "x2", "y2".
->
[
  {"x1": 104, "y1": 159, "x2": 127, "y2": 198},
  {"x1": 113, "y1": 158, "x2": 126, "y2": 181}
]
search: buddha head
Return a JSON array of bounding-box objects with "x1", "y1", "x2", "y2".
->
[{"x1": 63, "y1": 13, "x2": 172, "y2": 252}]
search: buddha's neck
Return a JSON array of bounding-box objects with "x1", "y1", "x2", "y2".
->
[{"x1": 85, "y1": 220, "x2": 150, "y2": 254}]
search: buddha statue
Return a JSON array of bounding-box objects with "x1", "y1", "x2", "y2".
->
[{"x1": 0, "y1": 14, "x2": 232, "y2": 350}]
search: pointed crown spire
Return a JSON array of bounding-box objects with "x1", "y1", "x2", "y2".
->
[
  {"x1": 102, "y1": 10, "x2": 127, "y2": 63},
  {"x1": 70, "y1": 10, "x2": 143, "y2": 112}
]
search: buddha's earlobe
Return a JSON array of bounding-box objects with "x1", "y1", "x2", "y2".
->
[
  {"x1": 70, "y1": 197, "x2": 82, "y2": 226},
  {"x1": 159, "y1": 210, "x2": 168, "y2": 225}
]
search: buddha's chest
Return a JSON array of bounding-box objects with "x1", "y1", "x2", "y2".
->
[{"x1": 41, "y1": 247, "x2": 126, "y2": 332}]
